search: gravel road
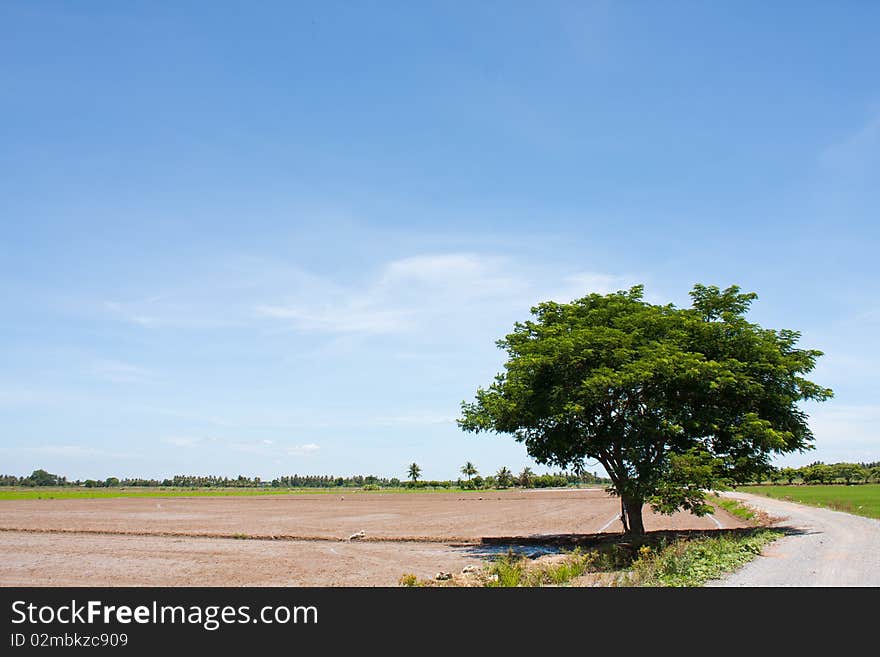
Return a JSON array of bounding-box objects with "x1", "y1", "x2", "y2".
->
[{"x1": 709, "y1": 491, "x2": 880, "y2": 587}]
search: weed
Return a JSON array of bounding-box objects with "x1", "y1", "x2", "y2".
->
[
  {"x1": 399, "y1": 573, "x2": 419, "y2": 587},
  {"x1": 624, "y1": 529, "x2": 781, "y2": 586}
]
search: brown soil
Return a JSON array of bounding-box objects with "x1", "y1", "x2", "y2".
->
[{"x1": 0, "y1": 489, "x2": 747, "y2": 586}]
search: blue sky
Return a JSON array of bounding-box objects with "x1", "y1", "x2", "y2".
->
[{"x1": 2, "y1": 1, "x2": 878, "y2": 481}]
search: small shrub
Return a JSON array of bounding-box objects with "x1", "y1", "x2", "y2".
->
[
  {"x1": 624, "y1": 529, "x2": 781, "y2": 587},
  {"x1": 399, "y1": 573, "x2": 419, "y2": 587},
  {"x1": 487, "y1": 550, "x2": 527, "y2": 587}
]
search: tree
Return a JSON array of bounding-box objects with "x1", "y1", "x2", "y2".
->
[
  {"x1": 30, "y1": 469, "x2": 61, "y2": 487},
  {"x1": 833, "y1": 463, "x2": 865, "y2": 485},
  {"x1": 496, "y1": 466, "x2": 514, "y2": 488},
  {"x1": 767, "y1": 467, "x2": 784, "y2": 484},
  {"x1": 803, "y1": 463, "x2": 833, "y2": 485},
  {"x1": 459, "y1": 284, "x2": 831, "y2": 535},
  {"x1": 407, "y1": 463, "x2": 421, "y2": 483},
  {"x1": 460, "y1": 461, "x2": 478, "y2": 482},
  {"x1": 780, "y1": 467, "x2": 799, "y2": 485},
  {"x1": 518, "y1": 467, "x2": 535, "y2": 488}
]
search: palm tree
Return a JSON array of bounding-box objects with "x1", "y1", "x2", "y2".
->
[
  {"x1": 496, "y1": 466, "x2": 513, "y2": 488},
  {"x1": 460, "y1": 461, "x2": 478, "y2": 481},
  {"x1": 407, "y1": 462, "x2": 422, "y2": 483},
  {"x1": 518, "y1": 467, "x2": 534, "y2": 488}
]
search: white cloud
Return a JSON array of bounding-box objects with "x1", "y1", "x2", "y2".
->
[
  {"x1": 103, "y1": 292, "x2": 248, "y2": 330},
  {"x1": 821, "y1": 112, "x2": 880, "y2": 170},
  {"x1": 159, "y1": 435, "x2": 201, "y2": 447},
  {"x1": 813, "y1": 110, "x2": 880, "y2": 220},
  {"x1": 808, "y1": 404, "x2": 880, "y2": 450},
  {"x1": 0, "y1": 445, "x2": 96, "y2": 456},
  {"x1": 772, "y1": 404, "x2": 880, "y2": 466},
  {"x1": 97, "y1": 250, "x2": 633, "y2": 341},
  {"x1": 0, "y1": 444, "x2": 132, "y2": 458},
  {"x1": 286, "y1": 443, "x2": 320, "y2": 456},
  {"x1": 255, "y1": 303, "x2": 410, "y2": 334},
  {"x1": 92, "y1": 360, "x2": 158, "y2": 384},
  {"x1": 157, "y1": 435, "x2": 320, "y2": 458},
  {"x1": 370, "y1": 412, "x2": 454, "y2": 427},
  {"x1": 255, "y1": 252, "x2": 633, "y2": 337},
  {"x1": 548, "y1": 272, "x2": 634, "y2": 303}
]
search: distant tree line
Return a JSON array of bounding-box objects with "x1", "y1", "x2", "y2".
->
[
  {"x1": 0, "y1": 466, "x2": 611, "y2": 490},
  {"x1": 0, "y1": 469, "x2": 68, "y2": 487},
  {"x1": 6, "y1": 463, "x2": 879, "y2": 489},
  {"x1": 754, "y1": 461, "x2": 880, "y2": 486}
]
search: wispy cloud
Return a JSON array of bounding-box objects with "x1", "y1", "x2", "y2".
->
[
  {"x1": 814, "y1": 110, "x2": 880, "y2": 220},
  {"x1": 159, "y1": 435, "x2": 202, "y2": 448},
  {"x1": 821, "y1": 111, "x2": 880, "y2": 170},
  {"x1": 549, "y1": 272, "x2": 633, "y2": 302},
  {"x1": 103, "y1": 294, "x2": 247, "y2": 330},
  {"x1": 808, "y1": 404, "x2": 880, "y2": 448},
  {"x1": 0, "y1": 444, "x2": 132, "y2": 458},
  {"x1": 255, "y1": 252, "x2": 633, "y2": 336},
  {"x1": 158, "y1": 435, "x2": 321, "y2": 458},
  {"x1": 255, "y1": 303, "x2": 410, "y2": 334},
  {"x1": 99, "y1": 251, "x2": 633, "y2": 339},
  {"x1": 287, "y1": 443, "x2": 320, "y2": 456},
  {"x1": 92, "y1": 360, "x2": 159, "y2": 384}
]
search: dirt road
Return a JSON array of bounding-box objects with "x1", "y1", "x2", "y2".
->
[{"x1": 709, "y1": 491, "x2": 880, "y2": 587}]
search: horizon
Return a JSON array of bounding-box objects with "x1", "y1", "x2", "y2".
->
[{"x1": 2, "y1": 2, "x2": 878, "y2": 481}]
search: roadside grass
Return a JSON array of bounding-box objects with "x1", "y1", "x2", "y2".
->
[
  {"x1": 711, "y1": 493, "x2": 759, "y2": 523},
  {"x1": 741, "y1": 484, "x2": 880, "y2": 520},
  {"x1": 0, "y1": 486, "x2": 529, "y2": 501},
  {"x1": 623, "y1": 529, "x2": 781, "y2": 586},
  {"x1": 487, "y1": 548, "x2": 603, "y2": 587},
  {"x1": 401, "y1": 528, "x2": 781, "y2": 588}
]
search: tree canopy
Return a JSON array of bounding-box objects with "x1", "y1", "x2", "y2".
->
[{"x1": 458, "y1": 284, "x2": 832, "y2": 534}]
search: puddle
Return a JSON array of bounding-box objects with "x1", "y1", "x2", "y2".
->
[{"x1": 452, "y1": 543, "x2": 565, "y2": 560}]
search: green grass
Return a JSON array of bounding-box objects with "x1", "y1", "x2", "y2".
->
[
  {"x1": 488, "y1": 548, "x2": 601, "y2": 587},
  {"x1": 711, "y1": 494, "x2": 758, "y2": 522},
  {"x1": 741, "y1": 484, "x2": 880, "y2": 520},
  {"x1": 408, "y1": 528, "x2": 780, "y2": 588},
  {"x1": 624, "y1": 529, "x2": 781, "y2": 587},
  {"x1": 0, "y1": 485, "x2": 551, "y2": 500}
]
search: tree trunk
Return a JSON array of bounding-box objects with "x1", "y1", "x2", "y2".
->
[{"x1": 621, "y1": 495, "x2": 645, "y2": 535}]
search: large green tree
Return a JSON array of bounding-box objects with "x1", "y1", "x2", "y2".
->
[{"x1": 459, "y1": 284, "x2": 832, "y2": 534}]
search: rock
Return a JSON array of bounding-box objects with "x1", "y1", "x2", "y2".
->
[
  {"x1": 434, "y1": 571, "x2": 453, "y2": 581},
  {"x1": 461, "y1": 565, "x2": 479, "y2": 575},
  {"x1": 348, "y1": 530, "x2": 366, "y2": 541}
]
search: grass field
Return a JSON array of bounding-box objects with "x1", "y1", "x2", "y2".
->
[{"x1": 741, "y1": 484, "x2": 880, "y2": 520}]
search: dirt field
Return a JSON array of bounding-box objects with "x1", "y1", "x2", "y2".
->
[{"x1": 0, "y1": 489, "x2": 747, "y2": 586}]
